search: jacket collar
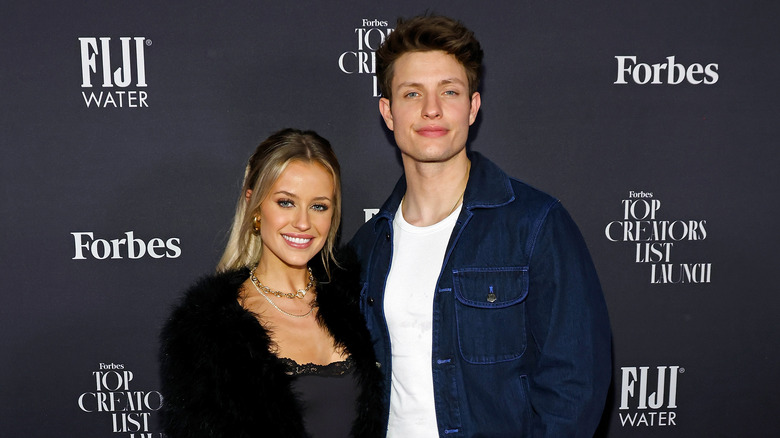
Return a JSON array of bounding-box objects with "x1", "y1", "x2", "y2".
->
[{"x1": 373, "y1": 151, "x2": 515, "y2": 231}]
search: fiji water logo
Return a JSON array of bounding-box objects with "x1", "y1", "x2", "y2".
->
[
  {"x1": 619, "y1": 365, "x2": 682, "y2": 427},
  {"x1": 79, "y1": 37, "x2": 150, "y2": 108}
]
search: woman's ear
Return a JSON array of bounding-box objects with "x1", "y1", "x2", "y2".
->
[{"x1": 245, "y1": 189, "x2": 252, "y2": 203}]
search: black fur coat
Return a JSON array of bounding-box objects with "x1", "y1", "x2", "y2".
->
[{"x1": 158, "y1": 252, "x2": 384, "y2": 437}]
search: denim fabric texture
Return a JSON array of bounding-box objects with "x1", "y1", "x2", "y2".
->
[{"x1": 349, "y1": 152, "x2": 612, "y2": 437}]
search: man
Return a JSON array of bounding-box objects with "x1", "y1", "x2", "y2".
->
[{"x1": 350, "y1": 15, "x2": 611, "y2": 437}]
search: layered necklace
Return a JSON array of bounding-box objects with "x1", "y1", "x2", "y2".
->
[{"x1": 249, "y1": 266, "x2": 316, "y2": 318}]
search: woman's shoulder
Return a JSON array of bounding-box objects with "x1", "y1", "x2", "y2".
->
[
  {"x1": 182, "y1": 268, "x2": 248, "y2": 305},
  {"x1": 313, "y1": 247, "x2": 371, "y2": 348},
  {"x1": 162, "y1": 268, "x2": 251, "y2": 336},
  {"x1": 312, "y1": 248, "x2": 362, "y2": 314}
]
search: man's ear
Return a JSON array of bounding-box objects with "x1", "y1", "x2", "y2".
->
[
  {"x1": 468, "y1": 92, "x2": 481, "y2": 125},
  {"x1": 379, "y1": 97, "x2": 394, "y2": 131}
]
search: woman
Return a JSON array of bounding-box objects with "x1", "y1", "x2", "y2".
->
[{"x1": 159, "y1": 128, "x2": 384, "y2": 437}]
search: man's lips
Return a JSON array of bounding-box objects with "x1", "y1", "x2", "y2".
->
[{"x1": 416, "y1": 126, "x2": 448, "y2": 138}]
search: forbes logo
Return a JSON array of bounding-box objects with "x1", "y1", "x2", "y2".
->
[
  {"x1": 614, "y1": 56, "x2": 718, "y2": 85},
  {"x1": 71, "y1": 231, "x2": 181, "y2": 260}
]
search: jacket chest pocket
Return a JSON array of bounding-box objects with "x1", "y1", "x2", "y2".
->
[{"x1": 453, "y1": 267, "x2": 529, "y2": 364}]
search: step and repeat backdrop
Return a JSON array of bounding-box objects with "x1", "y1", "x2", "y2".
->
[{"x1": 2, "y1": 1, "x2": 778, "y2": 436}]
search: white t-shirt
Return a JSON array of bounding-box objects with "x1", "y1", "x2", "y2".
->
[{"x1": 384, "y1": 202, "x2": 461, "y2": 437}]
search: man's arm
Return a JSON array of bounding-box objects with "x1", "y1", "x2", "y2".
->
[{"x1": 525, "y1": 202, "x2": 612, "y2": 437}]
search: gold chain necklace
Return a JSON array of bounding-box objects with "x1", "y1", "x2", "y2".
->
[
  {"x1": 256, "y1": 287, "x2": 314, "y2": 318},
  {"x1": 248, "y1": 271, "x2": 315, "y2": 318},
  {"x1": 403, "y1": 160, "x2": 470, "y2": 219},
  {"x1": 249, "y1": 266, "x2": 314, "y2": 299},
  {"x1": 450, "y1": 160, "x2": 471, "y2": 214}
]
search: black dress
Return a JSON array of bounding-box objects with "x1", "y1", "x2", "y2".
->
[
  {"x1": 283, "y1": 357, "x2": 360, "y2": 438},
  {"x1": 158, "y1": 251, "x2": 385, "y2": 438}
]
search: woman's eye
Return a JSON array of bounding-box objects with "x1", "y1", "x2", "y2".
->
[
  {"x1": 311, "y1": 203, "x2": 329, "y2": 212},
  {"x1": 277, "y1": 199, "x2": 294, "y2": 208}
]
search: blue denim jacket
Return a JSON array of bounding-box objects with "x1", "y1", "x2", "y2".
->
[{"x1": 349, "y1": 152, "x2": 612, "y2": 437}]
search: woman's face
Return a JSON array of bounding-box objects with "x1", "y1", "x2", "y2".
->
[{"x1": 257, "y1": 161, "x2": 335, "y2": 271}]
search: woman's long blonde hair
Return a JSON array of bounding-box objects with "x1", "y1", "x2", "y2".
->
[{"x1": 217, "y1": 128, "x2": 341, "y2": 276}]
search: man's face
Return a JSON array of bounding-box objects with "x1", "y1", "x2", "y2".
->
[{"x1": 379, "y1": 50, "x2": 480, "y2": 165}]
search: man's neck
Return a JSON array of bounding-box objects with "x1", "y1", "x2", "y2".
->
[{"x1": 401, "y1": 152, "x2": 470, "y2": 227}]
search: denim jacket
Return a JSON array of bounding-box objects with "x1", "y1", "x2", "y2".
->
[{"x1": 349, "y1": 152, "x2": 611, "y2": 437}]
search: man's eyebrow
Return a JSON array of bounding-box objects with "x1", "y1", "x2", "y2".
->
[
  {"x1": 395, "y1": 77, "x2": 467, "y2": 89},
  {"x1": 439, "y1": 78, "x2": 466, "y2": 86}
]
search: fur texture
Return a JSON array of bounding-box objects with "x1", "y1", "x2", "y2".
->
[{"x1": 159, "y1": 249, "x2": 384, "y2": 437}]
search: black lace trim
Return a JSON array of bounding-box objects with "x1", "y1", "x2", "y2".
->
[{"x1": 280, "y1": 355, "x2": 355, "y2": 376}]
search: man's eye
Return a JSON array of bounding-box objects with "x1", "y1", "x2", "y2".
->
[{"x1": 405, "y1": 91, "x2": 420, "y2": 98}]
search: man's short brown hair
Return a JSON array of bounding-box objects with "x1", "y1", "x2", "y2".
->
[{"x1": 376, "y1": 15, "x2": 483, "y2": 101}]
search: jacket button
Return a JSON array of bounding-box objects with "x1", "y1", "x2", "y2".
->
[
  {"x1": 487, "y1": 286, "x2": 497, "y2": 303},
  {"x1": 385, "y1": 232, "x2": 391, "y2": 241},
  {"x1": 367, "y1": 297, "x2": 374, "y2": 306}
]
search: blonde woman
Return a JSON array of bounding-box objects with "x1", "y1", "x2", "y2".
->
[{"x1": 159, "y1": 128, "x2": 383, "y2": 437}]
